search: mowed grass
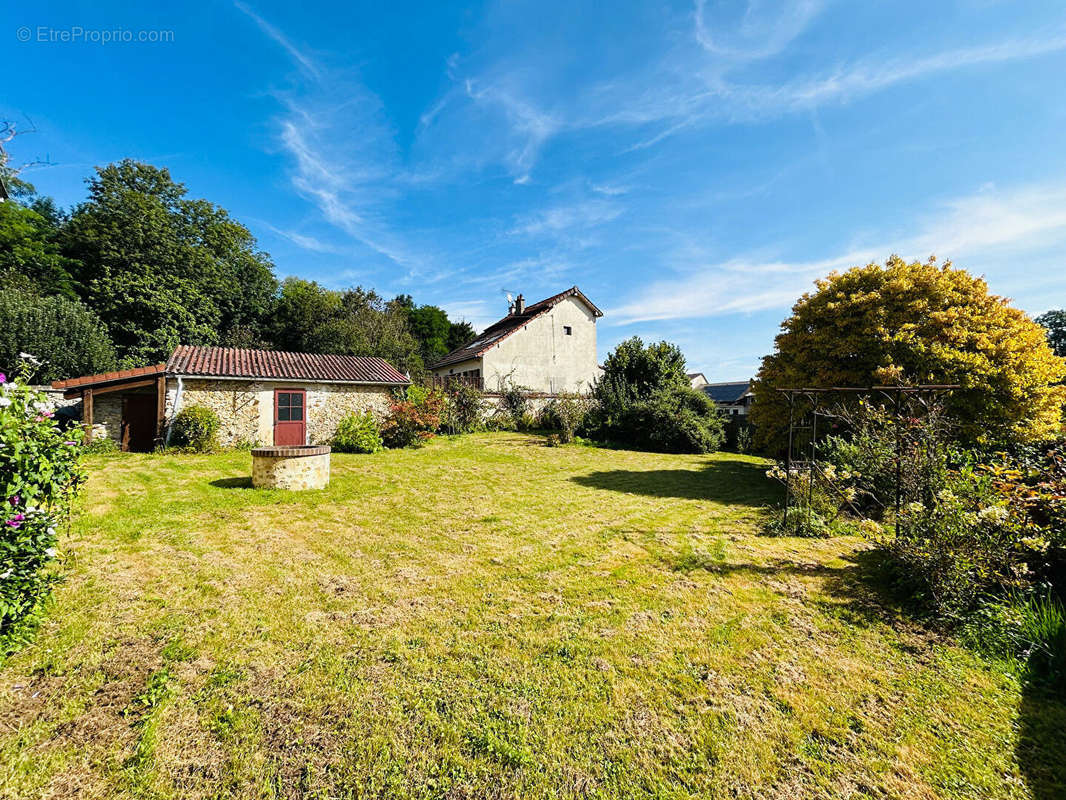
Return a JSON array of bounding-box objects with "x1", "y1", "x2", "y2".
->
[{"x1": 0, "y1": 433, "x2": 1062, "y2": 799}]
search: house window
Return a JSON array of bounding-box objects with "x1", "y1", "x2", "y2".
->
[{"x1": 563, "y1": 325, "x2": 572, "y2": 336}]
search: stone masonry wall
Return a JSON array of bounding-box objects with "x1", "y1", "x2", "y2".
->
[
  {"x1": 169, "y1": 379, "x2": 394, "y2": 447},
  {"x1": 306, "y1": 384, "x2": 393, "y2": 444}
]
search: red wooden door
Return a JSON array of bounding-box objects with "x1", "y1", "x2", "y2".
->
[
  {"x1": 122, "y1": 394, "x2": 158, "y2": 452},
  {"x1": 273, "y1": 389, "x2": 306, "y2": 446}
]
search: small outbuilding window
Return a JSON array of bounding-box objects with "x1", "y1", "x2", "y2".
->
[{"x1": 563, "y1": 325, "x2": 573, "y2": 336}]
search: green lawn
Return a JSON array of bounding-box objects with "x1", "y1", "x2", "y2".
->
[{"x1": 0, "y1": 433, "x2": 1062, "y2": 799}]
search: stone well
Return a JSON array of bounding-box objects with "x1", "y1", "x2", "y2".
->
[{"x1": 251, "y1": 445, "x2": 330, "y2": 490}]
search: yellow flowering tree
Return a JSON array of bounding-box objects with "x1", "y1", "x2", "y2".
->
[{"x1": 752, "y1": 257, "x2": 1066, "y2": 448}]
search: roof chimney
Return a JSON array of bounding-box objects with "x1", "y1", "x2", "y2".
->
[{"x1": 514, "y1": 293, "x2": 525, "y2": 314}]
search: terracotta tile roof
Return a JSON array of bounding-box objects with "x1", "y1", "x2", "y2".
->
[
  {"x1": 52, "y1": 363, "x2": 166, "y2": 391},
  {"x1": 51, "y1": 347, "x2": 409, "y2": 391},
  {"x1": 166, "y1": 346, "x2": 409, "y2": 384},
  {"x1": 429, "y1": 286, "x2": 602, "y2": 370}
]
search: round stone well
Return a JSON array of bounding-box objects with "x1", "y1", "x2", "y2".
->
[{"x1": 251, "y1": 445, "x2": 331, "y2": 490}]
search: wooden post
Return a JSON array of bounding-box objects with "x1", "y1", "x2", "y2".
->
[
  {"x1": 83, "y1": 388, "x2": 94, "y2": 444},
  {"x1": 155, "y1": 375, "x2": 166, "y2": 445}
]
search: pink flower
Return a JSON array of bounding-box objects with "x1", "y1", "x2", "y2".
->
[
  {"x1": 8, "y1": 495, "x2": 19, "y2": 507},
  {"x1": 0, "y1": 372, "x2": 5, "y2": 383},
  {"x1": 5, "y1": 514, "x2": 25, "y2": 528}
]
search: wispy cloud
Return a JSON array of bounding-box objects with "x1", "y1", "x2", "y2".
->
[
  {"x1": 608, "y1": 180, "x2": 1066, "y2": 323},
  {"x1": 694, "y1": 0, "x2": 824, "y2": 61},
  {"x1": 233, "y1": 1, "x2": 320, "y2": 79},
  {"x1": 510, "y1": 199, "x2": 623, "y2": 236}
]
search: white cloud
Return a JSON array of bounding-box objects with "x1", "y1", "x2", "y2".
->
[
  {"x1": 608, "y1": 180, "x2": 1066, "y2": 323},
  {"x1": 233, "y1": 1, "x2": 320, "y2": 79},
  {"x1": 510, "y1": 200, "x2": 623, "y2": 236},
  {"x1": 694, "y1": 0, "x2": 824, "y2": 61}
]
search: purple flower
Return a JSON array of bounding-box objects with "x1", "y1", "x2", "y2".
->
[
  {"x1": 8, "y1": 495, "x2": 19, "y2": 507},
  {"x1": 0, "y1": 372, "x2": 5, "y2": 383},
  {"x1": 5, "y1": 514, "x2": 25, "y2": 528}
]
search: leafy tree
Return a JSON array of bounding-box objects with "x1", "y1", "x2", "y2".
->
[
  {"x1": 1036, "y1": 310, "x2": 1066, "y2": 358},
  {"x1": 61, "y1": 160, "x2": 277, "y2": 365},
  {"x1": 0, "y1": 199, "x2": 78, "y2": 299},
  {"x1": 594, "y1": 336, "x2": 689, "y2": 414},
  {"x1": 270, "y1": 280, "x2": 422, "y2": 376},
  {"x1": 0, "y1": 288, "x2": 117, "y2": 382},
  {"x1": 446, "y1": 319, "x2": 476, "y2": 352},
  {"x1": 752, "y1": 257, "x2": 1066, "y2": 448},
  {"x1": 589, "y1": 337, "x2": 723, "y2": 453},
  {"x1": 392, "y1": 294, "x2": 477, "y2": 364}
]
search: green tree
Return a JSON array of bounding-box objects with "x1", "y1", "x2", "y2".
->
[
  {"x1": 1036, "y1": 310, "x2": 1066, "y2": 358},
  {"x1": 392, "y1": 294, "x2": 477, "y2": 364},
  {"x1": 589, "y1": 337, "x2": 723, "y2": 453},
  {"x1": 446, "y1": 319, "x2": 476, "y2": 352},
  {"x1": 270, "y1": 280, "x2": 422, "y2": 377},
  {"x1": 0, "y1": 288, "x2": 117, "y2": 382},
  {"x1": 752, "y1": 257, "x2": 1066, "y2": 448},
  {"x1": 61, "y1": 160, "x2": 277, "y2": 365},
  {"x1": 0, "y1": 198, "x2": 78, "y2": 299}
]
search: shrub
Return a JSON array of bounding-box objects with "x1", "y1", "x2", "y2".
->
[
  {"x1": 332, "y1": 412, "x2": 383, "y2": 453},
  {"x1": 0, "y1": 288, "x2": 117, "y2": 383},
  {"x1": 543, "y1": 393, "x2": 591, "y2": 443},
  {"x1": 963, "y1": 593, "x2": 1066, "y2": 687},
  {"x1": 0, "y1": 357, "x2": 84, "y2": 638},
  {"x1": 498, "y1": 383, "x2": 532, "y2": 430},
  {"x1": 381, "y1": 387, "x2": 444, "y2": 448},
  {"x1": 443, "y1": 381, "x2": 485, "y2": 434},
  {"x1": 170, "y1": 405, "x2": 221, "y2": 453},
  {"x1": 588, "y1": 338, "x2": 722, "y2": 454},
  {"x1": 83, "y1": 436, "x2": 119, "y2": 454}
]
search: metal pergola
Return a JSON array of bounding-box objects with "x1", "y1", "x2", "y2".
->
[{"x1": 773, "y1": 384, "x2": 960, "y2": 535}]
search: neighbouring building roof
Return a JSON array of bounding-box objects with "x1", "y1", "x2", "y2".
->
[
  {"x1": 429, "y1": 286, "x2": 603, "y2": 370},
  {"x1": 166, "y1": 346, "x2": 409, "y2": 384},
  {"x1": 53, "y1": 346, "x2": 409, "y2": 393},
  {"x1": 701, "y1": 381, "x2": 752, "y2": 404}
]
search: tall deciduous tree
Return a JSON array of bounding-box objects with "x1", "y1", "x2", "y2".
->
[
  {"x1": 270, "y1": 279, "x2": 422, "y2": 376},
  {"x1": 752, "y1": 257, "x2": 1066, "y2": 448},
  {"x1": 61, "y1": 160, "x2": 277, "y2": 365},
  {"x1": 0, "y1": 198, "x2": 78, "y2": 299},
  {"x1": 1036, "y1": 310, "x2": 1066, "y2": 358}
]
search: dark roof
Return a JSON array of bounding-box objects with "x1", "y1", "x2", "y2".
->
[
  {"x1": 429, "y1": 286, "x2": 602, "y2": 370},
  {"x1": 166, "y1": 346, "x2": 409, "y2": 384},
  {"x1": 52, "y1": 363, "x2": 166, "y2": 391},
  {"x1": 701, "y1": 381, "x2": 752, "y2": 404}
]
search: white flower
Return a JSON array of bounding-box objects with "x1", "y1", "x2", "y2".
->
[
  {"x1": 0, "y1": 396, "x2": 10, "y2": 408},
  {"x1": 44, "y1": 547, "x2": 57, "y2": 558},
  {"x1": 32, "y1": 401, "x2": 50, "y2": 413},
  {"x1": 18, "y1": 352, "x2": 42, "y2": 366},
  {"x1": 977, "y1": 506, "x2": 1009, "y2": 524},
  {"x1": 0, "y1": 569, "x2": 11, "y2": 579}
]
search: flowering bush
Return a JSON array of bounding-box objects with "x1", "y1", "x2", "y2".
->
[
  {"x1": 381, "y1": 387, "x2": 445, "y2": 448},
  {"x1": 332, "y1": 412, "x2": 384, "y2": 453},
  {"x1": 0, "y1": 356, "x2": 83, "y2": 636}
]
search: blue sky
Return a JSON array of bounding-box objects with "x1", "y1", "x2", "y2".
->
[{"x1": 6, "y1": 1, "x2": 1066, "y2": 378}]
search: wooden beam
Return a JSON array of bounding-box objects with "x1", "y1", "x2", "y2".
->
[
  {"x1": 63, "y1": 377, "x2": 160, "y2": 400},
  {"x1": 82, "y1": 388, "x2": 93, "y2": 444},
  {"x1": 155, "y1": 375, "x2": 166, "y2": 444}
]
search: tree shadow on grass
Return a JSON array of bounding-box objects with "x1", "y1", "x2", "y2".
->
[
  {"x1": 570, "y1": 459, "x2": 778, "y2": 507},
  {"x1": 210, "y1": 476, "x2": 254, "y2": 489},
  {"x1": 1018, "y1": 682, "x2": 1066, "y2": 799}
]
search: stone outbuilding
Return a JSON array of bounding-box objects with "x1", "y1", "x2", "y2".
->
[{"x1": 51, "y1": 346, "x2": 409, "y2": 451}]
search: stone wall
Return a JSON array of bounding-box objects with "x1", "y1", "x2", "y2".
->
[
  {"x1": 168, "y1": 379, "x2": 394, "y2": 448},
  {"x1": 92, "y1": 394, "x2": 123, "y2": 445},
  {"x1": 306, "y1": 384, "x2": 392, "y2": 444}
]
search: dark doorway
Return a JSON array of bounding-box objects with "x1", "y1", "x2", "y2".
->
[
  {"x1": 274, "y1": 389, "x2": 306, "y2": 445},
  {"x1": 122, "y1": 394, "x2": 158, "y2": 452}
]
